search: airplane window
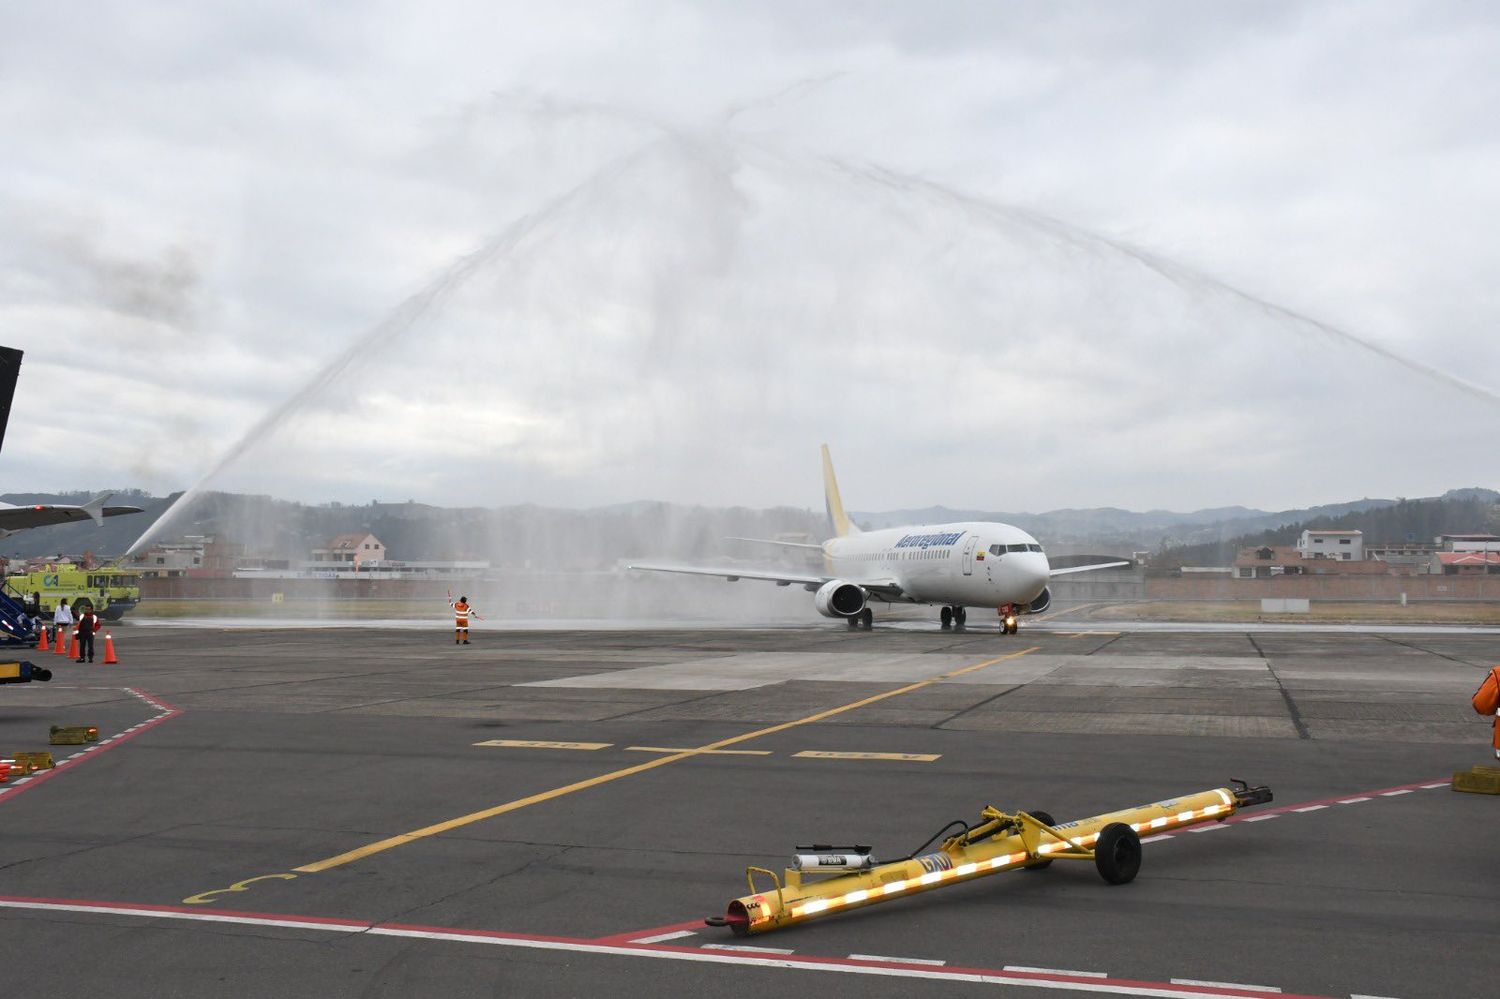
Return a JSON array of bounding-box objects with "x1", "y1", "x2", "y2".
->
[
  {"x1": 1028, "y1": 544, "x2": 1043, "y2": 552},
  {"x1": 1007, "y1": 544, "x2": 1027, "y2": 553},
  {"x1": 989, "y1": 544, "x2": 1003, "y2": 556}
]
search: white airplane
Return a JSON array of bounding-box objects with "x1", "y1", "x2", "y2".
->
[
  {"x1": 630, "y1": 446, "x2": 1129, "y2": 632},
  {"x1": 0, "y1": 346, "x2": 143, "y2": 536}
]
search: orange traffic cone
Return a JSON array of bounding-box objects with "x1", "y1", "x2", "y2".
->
[
  {"x1": 68, "y1": 632, "x2": 79, "y2": 659},
  {"x1": 37, "y1": 627, "x2": 49, "y2": 652},
  {"x1": 53, "y1": 628, "x2": 68, "y2": 656},
  {"x1": 102, "y1": 633, "x2": 118, "y2": 665}
]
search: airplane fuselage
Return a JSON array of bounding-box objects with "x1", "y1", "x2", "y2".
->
[{"x1": 824, "y1": 521, "x2": 1050, "y2": 609}]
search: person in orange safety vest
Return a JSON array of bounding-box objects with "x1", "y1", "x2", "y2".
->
[
  {"x1": 1471, "y1": 665, "x2": 1500, "y2": 759},
  {"x1": 447, "y1": 592, "x2": 479, "y2": 645}
]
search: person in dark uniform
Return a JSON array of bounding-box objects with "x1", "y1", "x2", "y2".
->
[{"x1": 75, "y1": 601, "x2": 100, "y2": 663}]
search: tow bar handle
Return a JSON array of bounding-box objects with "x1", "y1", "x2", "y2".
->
[{"x1": 1230, "y1": 779, "x2": 1273, "y2": 808}]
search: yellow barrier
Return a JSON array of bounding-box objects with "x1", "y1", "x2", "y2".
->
[{"x1": 49, "y1": 725, "x2": 99, "y2": 746}]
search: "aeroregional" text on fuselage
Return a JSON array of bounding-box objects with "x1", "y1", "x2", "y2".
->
[{"x1": 894, "y1": 532, "x2": 966, "y2": 550}]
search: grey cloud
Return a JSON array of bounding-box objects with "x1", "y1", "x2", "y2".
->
[{"x1": 2, "y1": 1, "x2": 1498, "y2": 518}]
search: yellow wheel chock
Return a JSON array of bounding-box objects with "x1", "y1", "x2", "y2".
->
[{"x1": 707, "y1": 780, "x2": 1272, "y2": 935}]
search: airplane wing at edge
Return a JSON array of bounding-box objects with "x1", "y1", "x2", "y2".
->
[
  {"x1": 1049, "y1": 560, "x2": 1132, "y2": 577},
  {"x1": 0, "y1": 494, "x2": 145, "y2": 533}
]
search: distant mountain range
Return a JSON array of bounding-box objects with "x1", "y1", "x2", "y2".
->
[
  {"x1": 1, "y1": 487, "x2": 1496, "y2": 565},
  {"x1": 852, "y1": 488, "x2": 1500, "y2": 548}
]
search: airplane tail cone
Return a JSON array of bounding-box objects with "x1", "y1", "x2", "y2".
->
[
  {"x1": 103, "y1": 632, "x2": 118, "y2": 665},
  {"x1": 37, "y1": 627, "x2": 48, "y2": 652}
]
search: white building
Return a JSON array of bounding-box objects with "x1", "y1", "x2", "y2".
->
[
  {"x1": 1297, "y1": 529, "x2": 1363, "y2": 561},
  {"x1": 1435, "y1": 533, "x2": 1500, "y2": 554}
]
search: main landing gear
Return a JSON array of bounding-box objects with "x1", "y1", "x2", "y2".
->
[
  {"x1": 940, "y1": 606, "x2": 967, "y2": 631},
  {"x1": 847, "y1": 608, "x2": 874, "y2": 630}
]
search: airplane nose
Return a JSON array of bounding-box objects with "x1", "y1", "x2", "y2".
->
[{"x1": 1026, "y1": 554, "x2": 1051, "y2": 592}]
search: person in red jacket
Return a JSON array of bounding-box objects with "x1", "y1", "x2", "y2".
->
[
  {"x1": 74, "y1": 602, "x2": 101, "y2": 663},
  {"x1": 1471, "y1": 666, "x2": 1500, "y2": 759}
]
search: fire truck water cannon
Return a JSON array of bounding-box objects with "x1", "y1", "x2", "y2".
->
[{"x1": 707, "y1": 780, "x2": 1273, "y2": 936}]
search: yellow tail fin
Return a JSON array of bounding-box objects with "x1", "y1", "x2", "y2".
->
[{"x1": 821, "y1": 444, "x2": 859, "y2": 538}]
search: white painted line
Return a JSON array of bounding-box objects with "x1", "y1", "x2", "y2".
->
[
  {"x1": 0, "y1": 901, "x2": 367, "y2": 934},
  {"x1": 1337, "y1": 797, "x2": 1371, "y2": 805},
  {"x1": 1187, "y1": 824, "x2": 1230, "y2": 833},
  {"x1": 1140, "y1": 834, "x2": 1175, "y2": 843},
  {"x1": 1350, "y1": 994, "x2": 1404, "y2": 999},
  {"x1": 1242, "y1": 814, "x2": 1279, "y2": 822},
  {"x1": 1379, "y1": 789, "x2": 1413, "y2": 797},
  {"x1": 1292, "y1": 805, "x2": 1327, "y2": 813},
  {"x1": 1, "y1": 896, "x2": 1353, "y2": 999},
  {"x1": 1171, "y1": 980, "x2": 1280, "y2": 993},
  {"x1": 1419, "y1": 782, "x2": 1449, "y2": 789},
  {"x1": 701, "y1": 943, "x2": 796, "y2": 955},
  {"x1": 849, "y1": 954, "x2": 947, "y2": 966},
  {"x1": 1006, "y1": 966, "x2": 1106, "y2": 978},
  {"x1": 630, "y1": 930, "x2": 697, "y2": 944}
]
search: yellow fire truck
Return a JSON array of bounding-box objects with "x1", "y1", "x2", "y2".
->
[{"x1": 6, "y1": 565, "x2": 142, "y2": 621}]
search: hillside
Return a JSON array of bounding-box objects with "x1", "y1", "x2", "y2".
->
[
  {"x1": 1154, "y1": 491, "x2": 1500, "y2": 570},
  {"x1": 4, "y1": 487, "x2": 1496, "y2": 571},
  {"x1": 851, "y1": 497, "x2": 1406, "y2": 547}
]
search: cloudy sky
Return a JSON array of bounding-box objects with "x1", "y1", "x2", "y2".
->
[{"x1": 3, "y1": 1, "x2": 1498, "y2": 522}]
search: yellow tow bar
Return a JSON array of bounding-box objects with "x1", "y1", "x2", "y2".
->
[{"x1": 709, "y1": 780, "x2": 1272, "y2": 935}]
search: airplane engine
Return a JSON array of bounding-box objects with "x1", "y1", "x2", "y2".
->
[
  {"x1": 1025, "y1": 587, "x2": 1052, "y2": 614},
  {"x1": 814, "y1": 579, "x2": 867, "y2": 619}
]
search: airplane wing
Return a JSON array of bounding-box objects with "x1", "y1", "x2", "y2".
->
[
  {"x1": 628, "y1": 562, "x2": 827, "y2": 588},
  {"x1": 725, "y1": 537, "x2": 827, "y2": 551},
  {"x1": 628, "y1": 562, "x2": 909, "y2": 600},
  {"x1": 0, "y1": 494, "x2": 144, "y2": 534},
  {"x1": 1049, "y1": 560, "x2": 1132, "y2": 577}
]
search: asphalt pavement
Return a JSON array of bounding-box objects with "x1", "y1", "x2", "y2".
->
[{"x1": 0, "y1": 623, "x2": 1494, "y2": 998}]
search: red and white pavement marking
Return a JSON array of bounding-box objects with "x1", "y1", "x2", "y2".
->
[
  {"x1": 0, "y1": 687, "x2": 180, "y2": 804},
  {"x1": 1117, "y1": 776, "x2": 1451, "y2": 846},
  {"x1": 0, "y1": 893, "x2": 1360, "y2": 999},
  {"x1": 0, "y1": 743, "x2": 1441, "y2": 998}
]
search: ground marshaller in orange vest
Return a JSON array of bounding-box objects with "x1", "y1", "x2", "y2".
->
[
  {"x1": 1471, "y1": 666, "x2": 1500, "y2": 759},
  {"x1": 447, "y1": 591, "x2": 480, "y2": 645}
]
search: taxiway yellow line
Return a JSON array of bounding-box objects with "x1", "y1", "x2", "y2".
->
[
  {"x1": 793, "y1": 751, "x2": 941, "y2": 762},
  {"x1": 474, "y1": 740, "x2": 614, "y2": 751},
  {"x1": 289, "y1": 647, "x2": 1040, "y2": 874},
  {"x1": 625, "y1": 746, "x2": 773, "y2": 756}
]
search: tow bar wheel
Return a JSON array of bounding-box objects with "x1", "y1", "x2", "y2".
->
[
  {"x1": 1023, "y1": 810, "x2": 1055, "y2": 870},
  {"x1": 1094, "y1": 823, "x2": 1141, "y2": 885}
]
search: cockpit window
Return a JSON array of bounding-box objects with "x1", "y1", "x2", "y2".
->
[
  {"x1": 1006, "y1": 543, "x2": 1028, "y2": 553},
  {"x1": 1027, "y1": 543, "x2": 1043, "y2": 552},
  {"x1": 988, "y1": 544, "x2": 1004, "y2": 556}
]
